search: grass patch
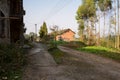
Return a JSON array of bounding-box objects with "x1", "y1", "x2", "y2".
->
[
  {"x1": 0, "y1": 44, "x2": 26, "y2": 80},
  {"x1": 48, "y1": 47, "x2": 65, "y2": 64},
  {"x1": 77, "y1": 46, "x2": 120, "y2": 62}
]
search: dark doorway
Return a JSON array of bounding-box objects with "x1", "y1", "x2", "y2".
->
[
  {"x1": 0, "y1": 11, "x2": 5, "y2": 38},
  {"x1": 10, "y1": 19, "x2": 21, "y2": 43}
]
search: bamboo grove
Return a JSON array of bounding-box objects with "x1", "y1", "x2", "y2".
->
[{"x1": 76, "y1": 0, "x2": 120, "y2": 49}]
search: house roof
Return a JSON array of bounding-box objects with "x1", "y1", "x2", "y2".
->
[
  {"x1": 48, "y1": 28, "x2": 75, "y2": 36},
  {"x1": 57, "y1": 28, "x2": 75, "y2": 35}
]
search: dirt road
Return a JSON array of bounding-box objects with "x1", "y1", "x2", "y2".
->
[
  {"x1": 22, "y1": 43, "x2": 120, "y2": 80},
  {"x1": 22, "y1": 43, "x2": 71, "y2": 80},
  {"x1": 58, "y1": 46, "x2": 120, "y2": 80}
]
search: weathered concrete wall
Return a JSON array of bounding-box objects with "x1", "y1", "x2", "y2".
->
[
  {"x1": 0, "y1": 0, "x2": 10, "y2": 43},
  {"x1": 0, "y1": 0, "x2": 25, "y2": 44},
  {"x1": 9, "y1": 0, "x2": 25, "y2": 44}
]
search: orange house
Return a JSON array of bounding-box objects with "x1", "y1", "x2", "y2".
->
[{"x1": 56, "y1": 29, "x2": 75, "y2": 42}]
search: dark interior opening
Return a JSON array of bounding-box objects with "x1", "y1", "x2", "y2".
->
[{"x1": 0, "y1": 11, "x2": 5, "y2": 38}]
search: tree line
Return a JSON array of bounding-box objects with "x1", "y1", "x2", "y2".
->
[{"x1": 76, "y1": 0, "x2": 120, "y2": 49}]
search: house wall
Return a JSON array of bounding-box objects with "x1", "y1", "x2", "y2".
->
[
  {"x1": 0, "y1": 0, "x2": 10, "y2": 43},
  {"x1": 10, "y1": 0, "x2": 24, "y2": 43},
  {"x1": 0, "y1": 0, "x2": 25, "y2": 44},
  {"x1": 56, "y1": 30, "x2": 75, "y2": 41}
]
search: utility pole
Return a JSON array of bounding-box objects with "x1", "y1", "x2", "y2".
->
[
  {"x1": 35, "y1": 24, "x2": 37, "y2": 35},
  {"x1": 34, "y1": 24, "x2": 37, "y2": 41}
]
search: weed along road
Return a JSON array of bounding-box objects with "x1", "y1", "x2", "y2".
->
[{"x1": 23, "y1": 43, "x2": 120, "y2": 80}]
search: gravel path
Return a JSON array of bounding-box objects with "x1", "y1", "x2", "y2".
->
[
  {"x1": 22, "y1": 43, "x2": 120, "y2": 80},
  {"x1": 22, "y1": 43, "x2": 71, "y2": 80}
]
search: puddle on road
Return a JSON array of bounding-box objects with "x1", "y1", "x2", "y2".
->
[
  {"x1": 29, "y1": 48, "x2": 44, "y2": 56},
  {"x1": 33, "y1": 48, "x2": 44, "y2": 53}
]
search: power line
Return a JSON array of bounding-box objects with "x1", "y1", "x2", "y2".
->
[
  {"x1": 25, "y1": 0, "x2": 74, "y2": 31},
  {"x1": 44, "y1": 0, "x2": 73, "y2": 20},
  {"x1": 44, "y1": 0, "x2": 63, "y2": 19},
  {"x1": 30, "y1": 0, "x2": 73, "y2": 27}
]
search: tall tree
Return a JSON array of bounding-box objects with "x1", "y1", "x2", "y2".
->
[
  {"x1": 98, "y1": 0, "x2": 112, "y2": 39},
  {"x1": 42, "y1": 22, "x2": 48, "y2": 36},
  {"x1": 76, "y1": 0, "x2": 96, "y2": 45},
  {"x1": 77, "y1": 19, "x2": 85, "y2": 42},
  {"x1": 113, "y1": 0, "x2": 117, "y2": 48},
  {"x1": 117, "y1": 0, "x2": 120, "y2": 49},
  {"x1": 110, "y1": 16, "x2": 116, "y2": 48},
  {"x1": 109, "y1": 0, "x2": 117, "y2": 48},
  {"x1": 39, "y1": 22, "x2": 48, "y2": 39},
  {"x1": 39, "y1": 26, "x2": 44, "y2": 39}
]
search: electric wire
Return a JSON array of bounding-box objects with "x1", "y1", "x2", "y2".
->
[
  {"x1": 44, "y1": 0, "x2": 73, "y2": 20},
  {"x1": 25, "y1": 0, "x2": 74, "y2": 32}
]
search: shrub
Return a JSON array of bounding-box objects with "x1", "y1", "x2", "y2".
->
[
  {"x1": 0, "y1": 44, "x2": 26, "y2": 80},
  {"x1": 48, "y1": 40, "x2": 67, "y2": 49}
]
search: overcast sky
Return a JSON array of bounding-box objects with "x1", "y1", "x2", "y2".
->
[{"x1": 23, "y1": 0, "x2": 81, "y2": 37}]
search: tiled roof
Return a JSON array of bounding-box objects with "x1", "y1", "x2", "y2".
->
[
  {"x1": 48, "y1": 28, "x2": 75, "y2": 36},
  {"x1": 57, "y1": 28, "x2": 75, "y2": 35}
]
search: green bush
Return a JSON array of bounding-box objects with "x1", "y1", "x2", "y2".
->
[
  {"x1": 0, "y1": 44, "x2": 26, "y2": 80},
  {"x1": 48, "y1": 40, "x2": 67, "y2": 48}
]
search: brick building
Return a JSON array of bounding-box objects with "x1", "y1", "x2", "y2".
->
[
  {"x1": 0, "y1": 0, "x2": 25, "y2": 43},
  {"x1": 56, "y1": 29, "x2": 75, "y2": 42}
]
